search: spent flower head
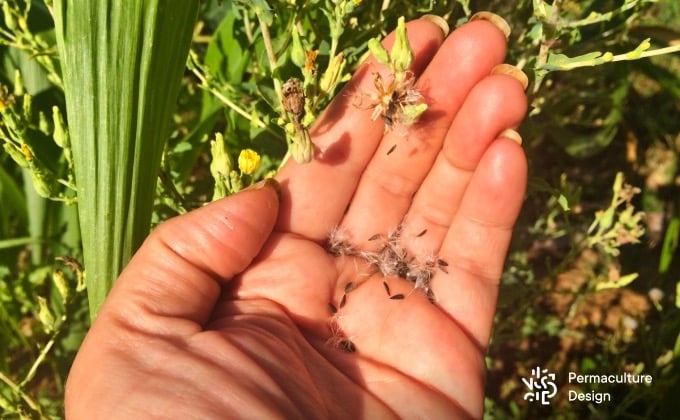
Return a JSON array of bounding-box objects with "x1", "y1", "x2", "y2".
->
[{"x1": 359, "y1": 16, "x2": 427, "y2": 136}]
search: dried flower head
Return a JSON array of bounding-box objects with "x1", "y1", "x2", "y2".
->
[
  {"x1": 282, "y1": 77, "x2": 314, "y2": 163},
  {"x1": 282, "y1": 77, "x2": 306, "y2": 120},
  {"x1": 358, "y1": 16, "x2": 427, "y2": 136},
  {"x1": 326, "y1": 225, "x2": 357, "y2": 256},
  {"x1": 356, "y1": 71, "x2": 426, "y2": 133}
]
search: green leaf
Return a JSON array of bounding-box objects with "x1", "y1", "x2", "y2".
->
[
  {"x1": 595, "y1": 272, "x2": 639, "y2": 291},
  {"x1": 36, "y1": 296, "x2": 55, "y2": 332},
  {"x1": 659, "y1": 217, "x2": 679, "y2": 273},
  {"x1": 205, "y1": 12, "x2": 250, "y2": 86},
  {"x1": 557, "y1": 194, "x2": 570, "y2": 211},
  {"x1": 53, "y1": 0, "x2": 200, "y2": 319},
  {"x1": 544, "y1": 51, "x2": 614, "y2": 71},
  {"x1": 625, "y1": 38, "x2": 652, "y2": 59}
]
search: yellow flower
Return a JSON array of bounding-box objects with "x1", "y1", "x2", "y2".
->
[{"x1": 238, "y1": 149, "x2": 261, "y2": 175}]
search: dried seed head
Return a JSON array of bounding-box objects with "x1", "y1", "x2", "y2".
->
[
  {"x1": 326, "y1": 226, "x2": 356, "y2": 256},
  {"x1": 282, "y1": 77, "x2": 305, "y2": 118},
  {"x1": 355, "y1": 70, "x2": 427, "y2": 136}
]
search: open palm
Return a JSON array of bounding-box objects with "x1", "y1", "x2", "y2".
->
[{"x1": 65, "y1": 15, "x2": 528, "y2": 419}]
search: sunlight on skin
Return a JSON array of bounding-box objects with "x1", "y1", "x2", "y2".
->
[{"x1": 65, "y1": 14, "x2": 528, "y2": 419}]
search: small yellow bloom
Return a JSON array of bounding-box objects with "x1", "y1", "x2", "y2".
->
[{"x1": 238, "y1": 149, "x2": 261, "y2": 175}]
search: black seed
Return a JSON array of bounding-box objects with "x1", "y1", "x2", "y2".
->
[
  {"x1": 390, "y1": 293, "x2": 405, "y2": 300},
  {"x1": 416, "y1": 228, "x2": 427, "y2": 237},
  {"x1": 328, "y1": 302, "x2": 337, "y2": 314},
  {"x1": 368, "y1": 233, "x2": 381, "y2": 241},
  {"x1": 339, "y1": 293, "x2": 347, "y2": 308},
  {"x1": 382, "y1": 281, "x2": 391, "y2": 296},
  {"x1": 344, "y1": 282, "x2": 356, "y2": 293},
  {"x1": 387, "y1": 144, "x2": 397, "y2": 155},
  {"x1": 340, "y1": 339, "x2": 356, "y2": 353}
]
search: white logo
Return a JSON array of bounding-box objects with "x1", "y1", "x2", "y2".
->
[{"x1": 522, "y1": 367, "x2": 558, "y2": 405}]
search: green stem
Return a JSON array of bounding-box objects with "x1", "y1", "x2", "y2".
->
[
  {"x1": 0, "y1": 370, "x2": 41, "y2": 415},
  {"x1": 611, "y1": 44, "x2": 680, "y2": 61},
  {"x1": 256, "y1": 11, "x2": 283, "y2": 108}
]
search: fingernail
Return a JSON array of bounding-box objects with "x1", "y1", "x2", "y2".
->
[
  {"x1": 470, "y1": 11, "x2": 511, "y2": 39},
  {"x1": 499, "y1": 128, "x2": 522, "y2": 145},
  {"x1": 245, "y1": 178, "x2": 282, "y2": 201},
  {"x1": 420, "y1": 14, "x2": 450, "y2": 37},
  {"x1": 491, "y1": 64, "x2": 529, "y2": 90}
]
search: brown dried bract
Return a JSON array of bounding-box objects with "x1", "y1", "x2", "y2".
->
[{"x1": 282, "y1": 77, "x2": 306, "y2": 128}]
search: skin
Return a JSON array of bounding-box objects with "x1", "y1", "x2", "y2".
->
[{"x1": 65, "y1": 16, "x2": 528, "y2": 419}]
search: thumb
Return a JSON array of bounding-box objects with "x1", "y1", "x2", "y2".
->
[{"x1": 99, "y1": 179, "x2": 281, "y2": 325}]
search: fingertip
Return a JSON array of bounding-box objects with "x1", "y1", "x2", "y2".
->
[
  {"x1": 420, "y1": 14, "x2": 450, "y2": 38},
  {"x1": 491, "y1": 64, "x2": 529, "y2": 91},
  {"x1": 498, "y1": 128, "x2": 523, "y2": 146},
  {"x1": 469, "y1": 11, "x2": 511, "y2": 40}
]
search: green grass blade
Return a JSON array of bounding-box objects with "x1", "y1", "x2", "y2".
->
[{"x1": 53, "y1": 1, "x2": 199, "y2": 319}]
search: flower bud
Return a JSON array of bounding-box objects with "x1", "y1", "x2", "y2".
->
[
  {"x1": 210, "y1": 133, "x2": 234, "y2": 199},
  {"x1": 3, "y1": 2, "x2": 17, "y2": 31},
  {"x1": 290, "y1": 128, "x2": 314, "y2": 163},
  {"x1": 367, "y1": 38, "x2": 390, "y2": 66},
  {"x1": 13, "y1": 70, "x2": 24, "y2": 97},
  {"x1": 319, "y1": 52, "x2": 345, "y2": 96},
  {"x1": 390, "y1": 17, "x2": 414, "y2": 73},
  {"x1": 52, "y1": 106, "x2": 69, "y2": 149},
  {"x1": 238, "y1": 148, "x2": 260, "y2": 175},
  {"x1": 53, "y1": 269, "x2": 70, "y2": 303},
  {"x1": 28, "y1": 157, "x2": 59, "y2": 199},
  {"x1": 3, "y1": 143, "x2": 28, "y2": 168},
  {"x1": 37, "y1": 296, "x2": 55, "y2": 332},
  {"x1": 22, "y1": 92, "x2": 32, "y2": 121}
]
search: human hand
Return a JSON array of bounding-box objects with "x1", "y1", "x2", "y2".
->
[{"x1": 65, "y1": 13, "x2": 528, "y2": 419}]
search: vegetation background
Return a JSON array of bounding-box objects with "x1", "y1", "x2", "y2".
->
[{"x1": 0, "y1": 0, "x2": 678, "y2": 418}]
